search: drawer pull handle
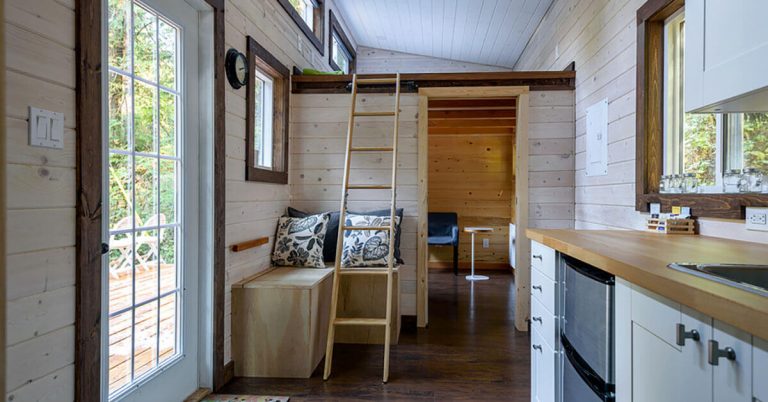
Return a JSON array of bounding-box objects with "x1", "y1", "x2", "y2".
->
[
  {"x1": 676, "y1": 324, "x2": 700, "y2": 346},
  {"x1": 708, "y1": 340, "x2": 736, "y2": 365},
  {"x1": 532, "y1": 316, "x2": 542, "y2": 323},
  {"x1": 532, "y1": 254, "x2": 543, "y2": 261},
  {"x1": 532, "y1": 344, "x2": 542, "y2": 352},
  {"x1": 531, "y1": 285, "x2": 543, "y2": 291}
]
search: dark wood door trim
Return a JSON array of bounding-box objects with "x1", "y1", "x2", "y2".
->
[
  {"x1": 75, "y1": 1, "x2": 227, "y2": 400},
  {"x1": 75, "y1": 0, "x2": 104, "y2": 399}
]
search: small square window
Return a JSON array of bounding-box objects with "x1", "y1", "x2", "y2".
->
[
  {"x1": 246, "y1": 36, "x2": 289, "y2": 183},
  {"x1": 328, "y1": 11, "x2": 356, "y2": 74},
  {"x1": 278, "y1": 0, "x2": 324, "y2": 53}
]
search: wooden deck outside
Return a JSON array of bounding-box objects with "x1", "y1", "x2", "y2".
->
[{"x1": 108, "y1": 262, "x2": 179, "y2": 392}]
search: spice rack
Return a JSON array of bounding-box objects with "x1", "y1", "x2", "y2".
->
[{"x1": 647, "y1": 218, "x2": 696, "y2": 235}]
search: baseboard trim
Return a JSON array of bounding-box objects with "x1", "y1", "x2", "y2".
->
[
  {"x1": 222, "y1": 360, "x2": 235, "y2": 389},
  {"x1": 184, "y1": 388, "x2": 212, "y2": 402}
]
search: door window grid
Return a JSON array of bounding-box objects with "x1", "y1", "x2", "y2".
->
[{"x1": 107, "y1": 0, "x2": 182, "y2": 397}]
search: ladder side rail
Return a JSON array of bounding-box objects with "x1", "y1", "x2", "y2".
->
[
  {"x1": 382, "y1": 73, "x2": 401, "y2": 383},
  {"x1": 324, "y1": 74, "x2": 359, "y2": 380}
]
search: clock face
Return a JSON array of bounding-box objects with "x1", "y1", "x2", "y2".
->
[
  {"x1": 226, "y1": 48, "x2": 248, "y2": 89},
  {"x1": 235, "y1": 54, "x2": 247, "y2": 83}
]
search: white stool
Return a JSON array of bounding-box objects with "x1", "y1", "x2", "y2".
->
[{"x1": 463, "y1": 227, "x2": 493, "y2": 281}]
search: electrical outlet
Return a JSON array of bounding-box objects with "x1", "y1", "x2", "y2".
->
[
  {"x1": 746, "y1": 207, "x2": 768, "y2": 232},
  {"x1": 482, "y1": 238, "x2": 490, "y2": 248}
]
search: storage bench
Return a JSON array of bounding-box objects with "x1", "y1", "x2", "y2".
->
[{"x1": 231, "y1": 266, "x2": 401, "y2": 378}]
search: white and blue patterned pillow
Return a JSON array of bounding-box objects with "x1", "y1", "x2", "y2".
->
[
  {"x1": 341, "y1": 214, "x2": 401, "y2": 267},
  {"x1": 272, "y1": 213, "x2": 330, "y2": 268}
]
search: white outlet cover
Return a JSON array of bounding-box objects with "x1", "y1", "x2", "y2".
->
[
  {"x1": 746, "y1": 207, "x2": 768, "y2": 232},
  {"x1": 482, "y1": 238, "x2": 490, "y2": 248}
]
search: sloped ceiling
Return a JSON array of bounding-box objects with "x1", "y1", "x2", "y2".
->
[{"x1": 334, "y1": 0, "x2": 554, "y2": 68}]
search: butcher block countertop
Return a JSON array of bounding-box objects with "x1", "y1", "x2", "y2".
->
[{"x1": 526, "y1": 229, "x2": 768, "y2": 340}]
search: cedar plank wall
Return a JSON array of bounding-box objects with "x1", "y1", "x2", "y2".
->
[
  {"x1": 356, "y1": 46, "x2": 512, "y2": 74},
  {"x1": 514, "y1": 0, "x2": 767, "y2": 244},
  {"x1": 3, "y1": 0, "x2": 356, "y2": 399},
  {"x1": 290, "y1": 94, "x2": 420, "y2": 315},
  {"x1": 427, "y1": 99, "x2": 516, "y2": 268}
]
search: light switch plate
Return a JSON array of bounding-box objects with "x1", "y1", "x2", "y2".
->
[
  {"x1": 482, "y1": 238, "x2": 490, "y2": 248},
  {"x1": 746, "y1": 207, "x2": 768, "y2": 232},
  {"x1": 29, "y1": 106, "x2": 64, "y2": 149}
]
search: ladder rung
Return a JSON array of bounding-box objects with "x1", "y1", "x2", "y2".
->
[
  {"x1": 350, "y1": 147, "x2": 394, "y2": 152},
  {"x1": 334, "y1": 318, "x2": 387, "y2": 326},
  {"x1": 343, "y1": 225, "x2": 392, "y2": 231},
  {"x1": 354, "y1": 111, "x2": 396, "y2": 117},
  {"x1": 347, "y1": 185, "x2": 392, "y2": 190},
  {"x1": 339, "y1": 267, "x2": 397, "y2": 275},
  {"x1": 356, "y1": 78, "x2": 398, "y2": 85}
]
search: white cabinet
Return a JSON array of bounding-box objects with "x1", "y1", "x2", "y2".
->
[
  {"x1": 530, "y1": 241, "x2": 559, "y2": 402},
  {"x1": 685, "y1": 0, "x2": 768, "y2": 112},
  {"x1": 712, "y1": 321, "x2": 751, "y2": 402},
  {"x1": 616, "y1": 281, "x2": 765, "y2": 402}
]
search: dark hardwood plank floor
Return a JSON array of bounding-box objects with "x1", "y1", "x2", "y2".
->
[{"x1": 220, "y1": 270, "x2": 530, "y2": 401}]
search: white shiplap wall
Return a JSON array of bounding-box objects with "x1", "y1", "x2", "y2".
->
[
  {"x1": 514, "y1": 0, "x2": 768, "y2": 244},
  {"x1": 356, "y1": 46, "x2": 511, "y2": 74},
  {"x1": 289, "y1": 90, "x2": 575, "y2": 314},
  {"x1": 289, "y1": 93, "x2": 420, "y2": 314},
  {"x1": 3, "y1": 0, "x2": 357, "y2": 399}
]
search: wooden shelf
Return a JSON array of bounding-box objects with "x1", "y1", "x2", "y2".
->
[
  {"x1": 636, "y1": 193, "x2": 768, "y2": 219},
  {"x1": 291, "y1": 71, "x2": 576, "y2": 94}
]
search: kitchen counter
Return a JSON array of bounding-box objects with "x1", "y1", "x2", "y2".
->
[{"x1": 526, "y1": 229, "x2": 768, "y2": 340}]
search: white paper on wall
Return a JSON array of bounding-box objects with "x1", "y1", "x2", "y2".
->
[{"x1": 586, "y1": 99, "x2": 608, "y2": 177}]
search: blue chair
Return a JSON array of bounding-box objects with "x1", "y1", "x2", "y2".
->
[{"x1": 428, "y1": 212, "x2": 459, "y2": 275}]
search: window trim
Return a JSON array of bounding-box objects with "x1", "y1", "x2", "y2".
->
[
  {"x1": 328, "y1": 10, "x2": 356, "y2": 73},
  {"x1": 246, "y1": 36, "x2": 290, "y2": 184},
  {"x1": 276, "y1": 0, "x2": 324, "y2": 54},
  {"x1": 635, "y1": 0, "x2": 768, "y2": 219}
]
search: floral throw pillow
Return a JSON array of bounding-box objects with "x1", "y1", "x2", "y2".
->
[
  {"x1": 272, "y1": 213, "x2": 329, "y2": 268},
  {"x1": 341, "y1": 214, "x2": 401, "y2": 267}
]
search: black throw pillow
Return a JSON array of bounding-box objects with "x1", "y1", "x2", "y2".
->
[{"x1": 287, "y1": 207, "x2": 404, "y2": 264}]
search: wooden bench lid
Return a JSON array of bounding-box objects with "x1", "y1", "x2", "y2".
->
[{"x1": 237, "y1": 267, "x2": 334, "y2": 289}]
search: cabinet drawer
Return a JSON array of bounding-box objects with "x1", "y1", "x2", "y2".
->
[
  {"x1": 531, "y1": 241, "x2": 556, "y2": 280},
  {"x1": 531, "y1": 267, "x2": 556, "y2": 313},
  {"x1": 631, "y1": 285, "x2": 681, "y2": 349},
  {"x1": 531, "y1": 295, "x2": 557, "y2": 350},
  {"x1": 532, "y1": 326, "x2": 557, "y2": 402}
]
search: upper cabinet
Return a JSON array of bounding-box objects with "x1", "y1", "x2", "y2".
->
[{"x1": 685, "y1": 0, "x2": 768, "y2": 113}]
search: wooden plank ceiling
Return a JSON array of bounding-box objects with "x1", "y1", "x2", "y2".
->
[{"x1": 334, "y1": 0, "x2": 554, "y2": 68}]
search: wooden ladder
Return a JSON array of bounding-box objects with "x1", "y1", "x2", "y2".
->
[{"x1": 323, "y1": 73, "x2": 402, "y2": 383}]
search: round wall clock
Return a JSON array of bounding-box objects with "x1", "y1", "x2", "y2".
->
[{"x1": 225, "y1": 48, "x2": 248, "y2": 89}]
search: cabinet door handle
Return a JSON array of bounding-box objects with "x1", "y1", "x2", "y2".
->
[
  {"x1": 531, "y1": 316, "x2": 542, "y2": 324},
  {"x1": 532, "y1": 254, "x2": 543, "y2": 261},
  {"x1": 531, "y1": 285, "x2": 543, "y2": 291},
  {"x1": 532, "y1": 344, "x2": 542, "y2": 352},
  {"x1": 675, "y1": 323, "x2": 700, "y2": 346},
  {"x1": 708, "y1": 340, "x2": 736, "y2": 365}
]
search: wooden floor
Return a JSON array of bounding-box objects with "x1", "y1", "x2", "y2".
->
[{"x1": 221, "y1": 269, "x2": 530, "y2": 401}]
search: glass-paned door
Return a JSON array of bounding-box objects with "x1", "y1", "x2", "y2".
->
[{"x1": 105, "y1": 0, "x2": 199, "y2": 399}]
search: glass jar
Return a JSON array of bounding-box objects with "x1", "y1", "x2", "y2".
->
[
  {"x1": 683, "y1": 173, "x2": 699, "y2": 193},
  {"x1": 723, "y1": 169, "x2": 742, "y2": 193},
  {"x1": 670, "y1": 174, "x2": 683, "y2": 193},
  {"x1": 742, "y1": 168, "x2": 764, "y2": 193},
  {"x1": 659, "y1": 175, "x2": 669, "y2": 193}
]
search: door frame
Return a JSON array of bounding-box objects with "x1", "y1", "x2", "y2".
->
[
  {"x1": 75, "y1": 0, "x2": 227, "y2": 400},
  {"x1": 416, "y1": 86, "x2": 530, "y2": 330}
]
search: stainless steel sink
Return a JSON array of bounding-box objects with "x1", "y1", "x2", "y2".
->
[{"x1": 668, "y1": 263, "x2": 768, "y2": 297}]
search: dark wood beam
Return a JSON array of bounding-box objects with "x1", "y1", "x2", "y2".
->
[{"x1": 292, "y1": 71, "x2": 576, "y2": 93}]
